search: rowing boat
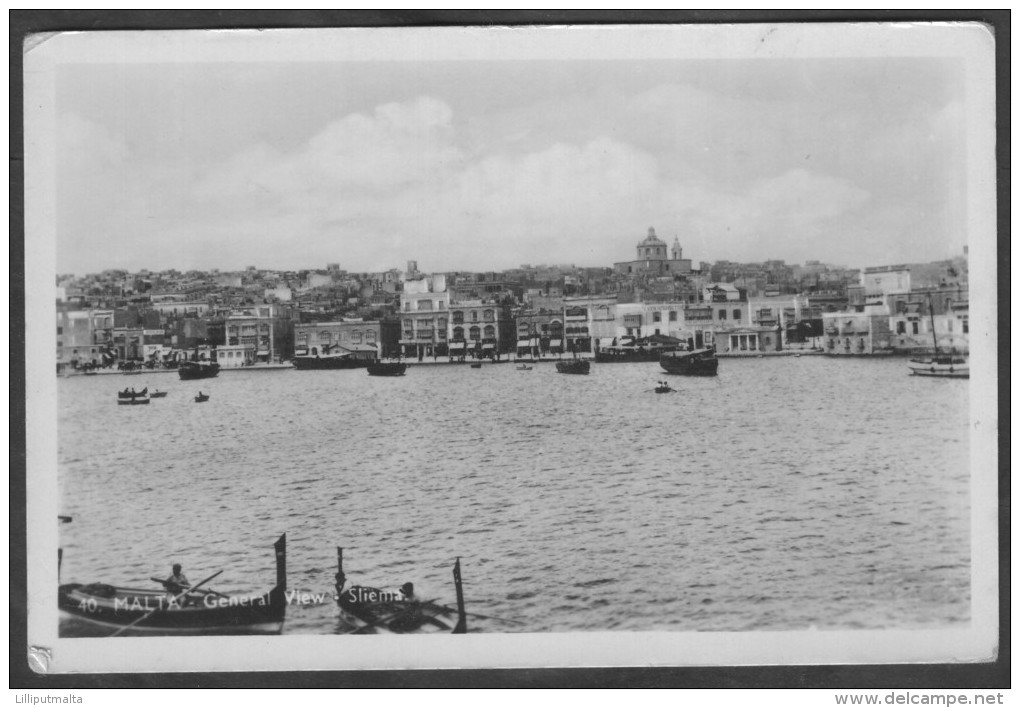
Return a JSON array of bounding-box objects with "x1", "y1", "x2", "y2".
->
[
  {"x1": 58, "y1": 534, "x2": 288, "y2": 636},
  {"x1": 334, "y1": 548, "x2": 467, "y2": 634}
]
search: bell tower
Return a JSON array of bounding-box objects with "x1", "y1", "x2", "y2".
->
[{"x1": 672, "y1": 236, "x2": 682, "y2": 261}]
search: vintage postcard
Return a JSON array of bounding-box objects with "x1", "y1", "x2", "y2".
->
[{"x1": 22, "y1": 21, "x2": 999, "y2": 674}]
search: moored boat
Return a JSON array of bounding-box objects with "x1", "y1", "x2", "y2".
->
[
  {"x1": 908, "y1": 354, "x2": 969, "y2": 378},
  {"x1": 291, "y1": 349, "x2": 370, "y2": 370},
  {"x1": 555, "y1": 359, "x2": 590, "y2": 375},
  {"x1": 367, "y1": 362, "x2": 407, "y2": 377},
  {"x1": 659, "y1": 348, "x2": 719, "y2": 376},
  {"x1": 334, "y1": 548, "x2": 467, "y2": 634},
  {"x1": 58, "y1": 534, "x2": 288, "y2": 637},
  {"x1": 908, "y1": 294, "x2": 969, "y2": 379},
  {"x1": 178, "y1": 360, "x2": 220, "y2": 380}
]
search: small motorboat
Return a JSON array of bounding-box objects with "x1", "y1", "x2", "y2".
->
[
  {"x1": 58, "y1": 534, "x2": 288, "y2": 637},
  {"x1": 149, "y1": 390, "x2": 168, "y2": 398},
  {"x1": 555, "y1": 360, "x2": 590, "y2": 375},
  {"x1": 367, "y1": 363, "x2": 407, "y2": 377},
  {"x1": 659, "y1": 348, "x2": 719, "y2": 376},
  {"x1": 334, "y1": 548, "x2": 467, "y2": 635},
  {"x1": 194, "y1": 392, "x2": 210, "y2": 403}
]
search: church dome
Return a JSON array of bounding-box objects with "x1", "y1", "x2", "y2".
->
[{"x1": 639, "y1": 227, "x2": 666, "y2": 247}]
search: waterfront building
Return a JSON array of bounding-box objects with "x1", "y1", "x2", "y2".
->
[
  {"x1": 563, "y1": 295, "x2": 617, "y2": 354},
  {"x1": 885, "y1": 285, "x2": 970, "y2": 355},
  {"x1": 56, "y1": 306, "x2": 116, "y2": 371},
  {"x1": 224, "y1": 303, "x2": 294, "y2": 363},
  {"x1": 448, "y1": 299, "x2": 514, "y2": 359},
  {"x1": 293, "y1": 319, "x2": 385, "y2": 358},
  {"x1": 614, "y1": 302, "x2": 683, "y2": 340},
  {"x1": 722, "y1": 326, "x2": 784, "y2": 354},
  {"x1": 215, "y1": 343, "x2": 256, "y2": 368},
  {"x1": 399, "y1": 274, "x2": 450, "y2": 359},
  {"x1": 821, "y1": 311, "x2": 894, "y2": 355},
  {"x1": 515, "y1": 307, "x2": 564, "y2": 358},
  {"x1": 613, "y1": 227, "x2": 694, "y2": 277}
]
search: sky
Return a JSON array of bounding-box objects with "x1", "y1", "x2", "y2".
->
[{"x1": 42, "y1": 25, "x2": 980, "y2": 277}]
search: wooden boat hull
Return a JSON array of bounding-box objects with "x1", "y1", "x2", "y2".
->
[
  {"x1": 178, "y1": 362, "x2": 221, "y2": 380},
  {"x1": 117, "y1": 397, "x2": 150, "y2": 405},
  {"x1": 555, "y1": 360, "x2": 590, "y2": 375},
  {"x1": 367, "y1": 363, "x2": 407, "y2": 377},
  {"x1": 58, "y1": 586, "x2": 286, "y2": 636},
  {"x1": 908, "y1": 361, "x2": 969, "y2": 378},
  {"x1": 58, "y1": 534, "x2": 287, "y2": 637},
  {"x1": 595, "y1": 348, "x2": 675, "y2": 363},
  {"x1": 659, "y1": 350, "x2": 719, "y2": 376},
  {"x1": 149, "y1": 391, "x2": 168, "y2": 398},
  {"x1": 337, "y1": 588, "x2": 462, "y2": 634},
  {"x1": 292, "y1": 356, "x2": 368, "y2": 370}
]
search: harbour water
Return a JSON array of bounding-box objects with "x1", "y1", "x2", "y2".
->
[{"x1": 56, "y1": 357, "x2": 971, "y2": 634}]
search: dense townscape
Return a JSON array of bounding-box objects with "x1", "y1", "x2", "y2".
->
[{"x1": 55, "y1": 226, "x2": 970, "y2": 373}]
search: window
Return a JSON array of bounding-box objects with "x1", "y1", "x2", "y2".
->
[
  {"x1": 912, "y1": 322, "x2": 919, "y2": 335},
  {"x1": 452, "y1": 311, "x2": 464, "y2": 324},
  {"x1": 417, "y1": 299, "x2": 432, "y2": 311},
  {"x1": 652, "y1": 312, "x2": 661, "y2": 323},
  {"x1": 733, "y1": 309, "x2": 741, "y2": 321},
  {"x1": 718, "y1": 310, "x2": 727, "y2": 320},
  {"x1": 896, "y1": 321, "x2": 906, "y2": 334},
  {"x1": 947, "y1": 319, "x2": 953, "y2": 333},
  {"x1": 57, "y1": 326, "x2": 63, "y2": 335},
  {"x1": 484, "y1": 325, "x2": 495, "y2": 338},
  {"x1": 320, "y1": 331, "x2": 332, "y2": 343},
  {"x1": 962, "y1": 318, "x2": 969, "y2": 334},
  {"x1": 669, "y1": 310, "x2": 677, "y2": 322},
  {"x1": 484, "y1": 310, "x2": 495, "y2": 322}
]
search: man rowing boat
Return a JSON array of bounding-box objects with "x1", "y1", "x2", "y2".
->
[{"x1": 165, "y1": 563, "x2": 190, "y2": 595}]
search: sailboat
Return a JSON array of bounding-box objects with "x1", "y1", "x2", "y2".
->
[{"x1": 907, "y1": 294, "x2": 969, "y2": 379}]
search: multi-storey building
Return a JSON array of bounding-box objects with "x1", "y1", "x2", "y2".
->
[
  {"x1": 55, "y1": 307, "x2": 116, "y2": 371},
  {"x1": 514, "y1": 307, "x2": 564, "y2": 358},
  {"x1": 448, "y1": 300, "x2": 514, "y2": 359},
  {"x1": 224, "y1": 303, "x2": 294, "y2": 363},
  {"x1": 399, "y1": 274, "x2": 450, "y2": 358}
]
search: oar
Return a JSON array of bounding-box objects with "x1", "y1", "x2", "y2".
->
[
  {"x1": 110, "y1": 569, "x2": 223, "y2": 637},
  {"x1": 150, "y1": 576, "x2": 230, "y2": 599},
  {"x1": 432, "y1": 604, "x2": 525, "y2": 626}
]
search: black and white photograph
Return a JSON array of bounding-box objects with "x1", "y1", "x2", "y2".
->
[{"x1": 20, "y1": 17, "x2": 1001, "y2": 680}]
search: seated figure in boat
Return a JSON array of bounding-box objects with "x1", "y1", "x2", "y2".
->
[{"x1": 165, "y1": 563, "x2": 190, "y2": 595}]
